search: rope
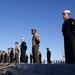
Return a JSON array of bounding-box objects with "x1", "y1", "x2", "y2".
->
[{"x1": 0, "y1": 63, "x2": 14, "y2": 71}]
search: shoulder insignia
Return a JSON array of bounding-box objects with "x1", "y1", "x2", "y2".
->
[{"x1": 72, "y1": 21, "x2": 74, "y2": 25}]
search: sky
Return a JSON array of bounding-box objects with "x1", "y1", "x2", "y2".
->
[{"x1": 0, "y1": 0, "x2": 75, "y2": 62}]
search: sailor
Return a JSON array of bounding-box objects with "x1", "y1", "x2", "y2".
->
[
  {"x1": 47, "y1": 48, "x2": 51, "y2": 63},
  {"x1": 62, "y1": 10, "x2": 75, "y2": 64},
  {"x1": 20, "y1": 38, "x2": 27, "y2": 63},
  {"x1": 10, "y1": 47, "x2": 14, "y2": 63}
]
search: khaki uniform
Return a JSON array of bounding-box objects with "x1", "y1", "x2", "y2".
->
[
  {"x1": 7, "y1": 50, "x2": 10, "y2": 63},
  {"x1": 32, "y1": 33, "x2": 40, "y2": 63},
  {"x1": 15, "y1": 46, "x2": 19, "y2": 63}
]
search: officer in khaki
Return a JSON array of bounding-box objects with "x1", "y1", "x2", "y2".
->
[
  {"x1": 15, "y1": 42, "x2": 19, "y2": 63},
  {"x1": 31, "y1": 29, "x2": 40, "y2": 63},
  {"x1": 7, "y1": 48, "x2": 10, "y2": 63}
]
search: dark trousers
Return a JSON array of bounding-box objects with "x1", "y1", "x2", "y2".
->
[
  {"x1": 10, "y1": 56, "x2": 13, "y2": 63},
  {"x1": 0, "y1": 57, "x2": 1, "y2": 63},
  {"x1": 25, "y1": 56, "x2": 28, "y2": 63},
  {"x1": 64, "y1": 37, "x2": 75, "y2": 64},
  {"x1": 30, "y1": 57, "x2": 33, "y2": 63},
  {"x1": 39, "y1": 57, "x2": 42, "y2": 64},
  {"x1": 4, "y1": 57, "x2": 7, "y2": 63},
  {"x1": 20, "y1": 51, "x2": 26, "y2": 63},
  {"x1": 32, "y1": 45, "x2": 39, "y2": 63},
  {"x1": 47, "y1": 56, "x2": 51, "y2": 63}
]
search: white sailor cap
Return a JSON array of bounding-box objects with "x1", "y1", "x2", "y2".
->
[
  {"x1": 21, "y1": 38, "x2": 25, "y2": 40},
  {"x1": 63, "y1": 10, "x2": 70, "y2": 14}
]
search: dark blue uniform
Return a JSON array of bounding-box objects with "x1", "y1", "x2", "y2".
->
[
  {"x1": 20, "y1": 42, "x2": 27, "y2": 63},
  {"x1": 47, "y1": 48, "x2": 51, "y2": 64},
  {"x1": 62, "y1": 18, "x2": 75, "y2": 64}
]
